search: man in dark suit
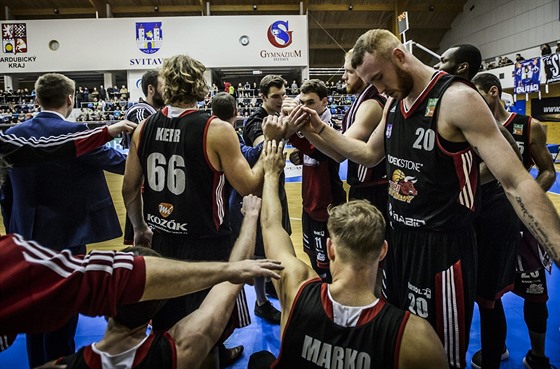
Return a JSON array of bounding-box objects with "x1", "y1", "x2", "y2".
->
[{"x1": 4, "y1": 72, "x2": 127, "y2": 367}]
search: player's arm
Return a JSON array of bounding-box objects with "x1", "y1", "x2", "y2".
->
[
  {"x1": 207, "y1": 118, "x2": 264, "y2": 196},
  {"x1": 529, "y1": 118, "x2": 556, "y2": 191},
  {"x1": 0, "y1": 121, "x2": 136, "y2": 165},
  {"x1": 398, "y1": 314, "x2": 449, "y2": 369},
  {"x1": 442, "y1": 84, "x2": 560, "y2": 266},
  {"x1": 122, "y1": 120, "x2": 153, "y2": 247},
  {"x1": 170, "y1": 195, "x2": 282, "y2": 368},
  {"x1": 260, "y1": 140, "x2": 316, "y2": 330},
  {"x1": 296, "y1": 103, "x2": 386, "y2": 167},
  {"x1": 479, "y1": 124, "x2": 521, "y2": 185}
]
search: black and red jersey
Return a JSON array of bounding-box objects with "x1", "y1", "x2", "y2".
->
[
  {"x1": 273, "y1": 278, "x2": 408, "y2": 369},
  {"x1": 502, "y1": 113, "x2": 534, "y2": 170},
  {"x1": 385, "y1": 71, "x2": 480, "y2": 230},
  {"x1": 138, "y1": 108, "x2": 229, "y2": 238},
  {"x1": 342, "y1": 84, "x2": 388, "y2": 187},
  {"x1": 57, "y1": 332, "x2": 176, "y2": 369}
]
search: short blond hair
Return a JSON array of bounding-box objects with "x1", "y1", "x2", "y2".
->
[
  {"x1": 327, "y1": 200, "x2": 385, "y2": 266},
  {"x1": 351, "y1": 29, "x2": 401, "y2": 69},
  {"x1": 160, "y1": 55, "x2": 208, "y2": 106}
]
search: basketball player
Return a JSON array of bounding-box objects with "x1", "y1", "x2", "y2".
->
[
  {"x1": 247, "y1": 139, "x2": 448, "y2": 369},
  {"x1": 285, "y1": 29, "x2": 560, "y2": 368},
  {"x1": 472, "y1": 72, "x2": 557, "y2": 369}
]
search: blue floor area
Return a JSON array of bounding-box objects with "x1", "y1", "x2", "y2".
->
[{"x1": 1, "y1": 276, "x2": 558, "y2": 368}]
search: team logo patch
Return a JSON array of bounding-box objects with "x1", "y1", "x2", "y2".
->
[
  {"x1": 136, "y1": 22, "x2": 162, "y2": 54},
  {"x1": 513, "y1": 123, "x2": 524, "y2": 135},
  {"x1": 388, "y1": 169, "x2": 418, "y2": 203},
  {"x1": 2, "y1": 23, "x2": 27, "y2": 54},
  {"x1": 158, "y1": 202, "x2": 174, "y2": 218},
  {"x1": 425, "y1": 98, "x2": 438, "y2": 117},
  {"x1": 267, "y1": 20, "x2": 292, "y2": 48},
  {"x1": 386, "y1": 123, "x2": 393, "y2": 138}
]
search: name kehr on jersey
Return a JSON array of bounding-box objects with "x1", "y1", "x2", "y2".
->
[
  {"x1": 302, "y1": 335, "x2": 371, "y2": 369},
  {"x1": 156, "y1": 127, "x2": 181, "y2": 143}
]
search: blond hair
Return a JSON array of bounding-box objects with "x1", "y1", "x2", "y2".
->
[
  {"x1": 160, "y1": 55, "x2": 208, "y2": 106},
  {"x1": 327, "y1": 200, "x2": 385, "y2": 266},
  {"x1": 351, "y1": 29, "x2": 401, "y2": 69}
]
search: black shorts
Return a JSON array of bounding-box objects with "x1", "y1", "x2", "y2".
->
[
  {"x1": 383, "y1": 226, "x2": 477, "y2": 369},
  {"x1": 474, "y1": 182, "x2": 519, "y2": 308},
  {"x1": 348, "y1": 183, "x2": 388, "y2": 223},
  {"x1": 513, "y1": 267, "x2": 549, "y2": 303},
  {"x1": 150, "y1": 232, "x2": 232, "y2": 331},
  {"x1": 302, "y1": 211, "x2": 329, "y2": 270}
]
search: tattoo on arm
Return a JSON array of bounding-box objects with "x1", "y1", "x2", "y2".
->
[{"x1": 515, "y1": 196, "x2": 559, "y2": 265}]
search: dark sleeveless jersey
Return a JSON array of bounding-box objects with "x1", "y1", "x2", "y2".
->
[
  {"x1": 273, "y1": 279, "x2": 409, "y2": 369},
  {"x1": 502, "y1": 113, "x2": 534, "y2": 170},
  {"x1": 138, "y1": 107, "x2": 229, "y2": 238},
  {"x1": 385, "y1": 71, "x2": 480, "y2": 230},
  {"x1": 57, "y1": 333, "x2": 176, "y2": 369},
  {"x1": 342, "y1": 84, "x2": 388, "y2": 187}
]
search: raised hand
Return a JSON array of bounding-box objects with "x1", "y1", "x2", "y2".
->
[
  {"x1": 241, "y1": 194, "x2": 262, "y2": 218},
  {"x1": 262, "y1": 139, "x2": 286, "y2": 175},
  {"x1": 263, "y1": 115, "x2": 286, "y2": 141}
]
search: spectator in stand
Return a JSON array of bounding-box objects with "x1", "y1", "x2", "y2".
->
[
  {"x1": 120, "y1": 85, "x2": 129, "y2": 100},
  {"x1": 99, "y1": 85, "x2": 107, "y2": 100},
  {"x1": 90, "y1": 87, "x2": 99, "y2": 101},
  {"x1": 516, "y1": 53, "x2": 525, "y2": 62},
  {"x1": 556, "y1": 42, "x2": 560, "y2": 53},
  {"x1": 75, "y1": 87, "x2": 84, "y2": 108},
  {"x1": 541, "y1": 43, "x2": 552, "y2": 56},
  {"x1": 290, "y1": 80, "x2": 298, "y2": 94}
]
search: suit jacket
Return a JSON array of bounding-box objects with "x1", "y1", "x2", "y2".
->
[{"x1": 5, "y1": 111, "x2": 126, "y2": 250}]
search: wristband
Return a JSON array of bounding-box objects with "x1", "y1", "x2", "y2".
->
[{"x1": 317, "y1": 125, "x2": 326, "y2": 135}]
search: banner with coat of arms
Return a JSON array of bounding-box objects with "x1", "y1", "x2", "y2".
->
[
  {"x1": 2, "y1": 23, "x2": 27, "y2": 54},
  {"x1": 513, "y1": 57, "x2": 541, "y2": 94}
]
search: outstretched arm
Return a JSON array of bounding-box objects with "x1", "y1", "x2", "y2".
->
[
  {"x1": 0, "y1": 120, "x2": 136, "y2": 166},
  {"x1": 443, "y1": 84, "x2": 560, "y2": 266},
  {"x1": 170, "y1": 195, "x2": 282, "y2": 369},
  {"x1": 122, "y1": 120, "x2": 152, "y2": 247},
  {"x1": 293, "y1": 104, "x2": 386, "y2": 167},
  {"x1": 260, "y1": 140, "x2": 316, "y2": 330}
]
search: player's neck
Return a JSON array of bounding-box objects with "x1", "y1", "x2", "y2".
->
[
  {"x1": 405, "y1": 65, "x2": 436, "y2": 106},
  {"x1": 96, "y1": 321, "x2": 148, "y2": 355},
  {"x1": 329, "y1": 266, "x2": 378, "y2": 306},
  {"x1": 494, "y1": 103, "x2": 511, "y2": 125}
]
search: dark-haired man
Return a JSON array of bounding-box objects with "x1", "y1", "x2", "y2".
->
[
  {"x1": 287, "y1": 79, "x2": 346, "y2": 281},
  {"x1": 472, "y1": 72, "x2": 556, "y2": 369},
  {"x1": 242, "y1": 75, "x2": 294, "y2": 323},
  {"x1": 436, "y1": 44, "x2": 520, "y2": 369},
  {"x1": 434, "y1": 44, "x2": 482, "y2": 80}
]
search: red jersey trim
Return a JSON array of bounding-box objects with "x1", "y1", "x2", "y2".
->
[
  {"x1": 271, "y1": 277, "x2": 322, "y2": 369},
  {"x1": 393, "y1": 311, "x2": 411, "y2": 369},
  {"x1": 400, "y1": 71, "x2": 447, "y2": 119},
  {"x1": 84, "y1": 345, "x2": 102, "y2": 369}
]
